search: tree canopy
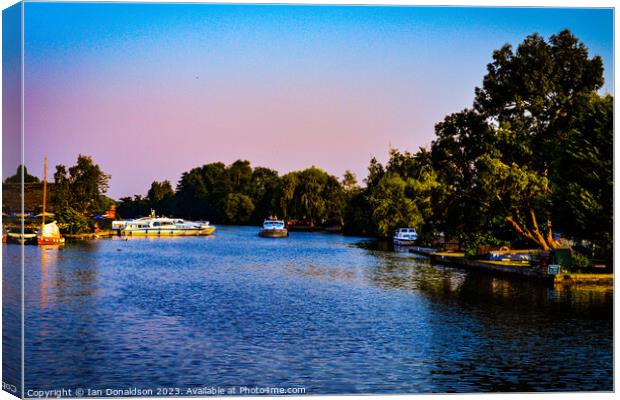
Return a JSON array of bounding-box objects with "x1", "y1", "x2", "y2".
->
[
  {"x1": 4, "y1": 164, "x2": 41, "y2": 184},
  {"x1": 428, "y1": 29, "x2": 611, "y2": 256}
]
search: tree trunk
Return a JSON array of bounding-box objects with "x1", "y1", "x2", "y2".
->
[{"x1": 505, "y1": 213, "x2": 556, "y2": 250}]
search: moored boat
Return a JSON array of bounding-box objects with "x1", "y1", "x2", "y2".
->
[
  {"x1": 7, "y1": 232, "x2": 37, "y2": 244},
  {"x1": 113, "y1": 211, "x2": 215, "y2": 237},
  {"x1": 393, "y1": 227, "x2": 418, "y2": 246},
  {"x1": 258, "y1": 219, "x2": 288, "y2": 238},
  {"x1": 37, "y1": 221, "x2": 66, "y2": 245},
  {"x1": 36, "y1": 156, "x2": 65, "y2": 245}
]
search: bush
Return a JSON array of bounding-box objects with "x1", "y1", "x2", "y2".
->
[
  {"x1": 55, "y1": 207, "x2": 90, "y2": 234},
  {"x1": 570, "y1": 251, "x2": 591, "y2": 271},
  {"x1": 460, "y1": 232, "x2": 510, "y2": 258}
]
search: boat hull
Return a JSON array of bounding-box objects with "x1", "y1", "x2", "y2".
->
[
  {"x1": 37, "y1": 236, "x2": 65, "y2": 245},
  {"x1": 258, "y1": 229, "x2": 288, "y2": 238},
  {"x1": 393, "y1": 238, "x2": 416, "y2": 246},
  {"x1": 120, "y1": 226, "x2": 216, "y2": 237},
  {"x1": 7, "y1": 233, "x2": 37, "y2": 244}
]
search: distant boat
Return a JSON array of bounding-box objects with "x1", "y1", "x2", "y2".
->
[
  {"x1": 258, "y1": 219, "x2": 288, "y2": 238},
  {"x1": 393, "y1": 228, "x2": 418, "y2": 246},
  {"x1": 113, "y1": 211, "x2": 216, "y2": 237}
]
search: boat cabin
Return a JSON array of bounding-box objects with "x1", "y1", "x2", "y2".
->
[
  {"x1": 263, "y1": 219, "x2": 286, "y2": 230},
  {"x1": 394, "y1": 228, "x2": 418, "y2": 239}
]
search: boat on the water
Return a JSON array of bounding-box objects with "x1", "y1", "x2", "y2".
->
[
  {"x1": 7, "y1": 232, "x2": 37, "y2": 244},
  {"x1": 113, "y1": 211, "x2": 215, "y2": 237},
  {"x1": 258, "y1": 219, "x2": 288, "y2": 238},
  {"x1": 393, "y1": 227, "x2": 418, "y2": 246},
  {"x1": 37, "y1": 156, "x2": 65, "y2": 245},
  {"x1": 37, "y1": 221, "x2": 66, "y2": 245}
]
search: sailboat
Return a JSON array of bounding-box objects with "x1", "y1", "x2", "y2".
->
[{"x1": 36, "y1": 156, "x2": 65, "y2": 245}]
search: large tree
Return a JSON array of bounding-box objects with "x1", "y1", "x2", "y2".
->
[
  {"x1": 279, "y1": 167, "x2": 345, "y2": 225},
  {"x1": 431, "y1": 30, "x2": 611, "y2": 251},
  {"x1": 52, "y1": 155, "x2": 111, "y2": 214}
]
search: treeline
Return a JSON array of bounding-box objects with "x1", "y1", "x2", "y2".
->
[{"x1": 117, "y1": 162, "x2": 351, "y2": 227}]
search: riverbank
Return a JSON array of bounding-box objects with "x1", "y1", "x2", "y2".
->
[
  {"x1": 63, "y1": 230, "x2": 116, "y2": 240},
  {"x1": 409, "y1": 248, "x2": 613, "y2": 287}
]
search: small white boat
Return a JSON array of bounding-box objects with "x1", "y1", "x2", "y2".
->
[
  {"x1": 258, "y1": 219, "x2": 288, "y2": 238},
  {"x1": 37, "y1": 221, "x2": 65, "y2": 245},
  {"x1": 113, "y1": 211, "x2": 215, "y2": 237},
  {"x1": 393, "y1": 228, "x2": 418, "y2": 246},
  {"x1": 7, "y1": 232, "x2": 37, "y2": 244}
]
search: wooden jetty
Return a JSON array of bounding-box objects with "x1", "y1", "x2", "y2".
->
[{"x1": 409, "y1": 248, "x2": 613, "y2": 286}]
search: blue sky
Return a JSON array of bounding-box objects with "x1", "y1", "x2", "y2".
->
[{"x1": 16, "y1": 3, "x2": 614, "y2": 198}]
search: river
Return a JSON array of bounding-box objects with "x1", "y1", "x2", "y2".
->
[{"x1": 3, "y1": 225, "x2": 613, "y2": 394}]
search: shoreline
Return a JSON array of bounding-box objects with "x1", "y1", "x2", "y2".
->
[{"x1": 409, "y1": 247, "x2": 613, "y2": 287}]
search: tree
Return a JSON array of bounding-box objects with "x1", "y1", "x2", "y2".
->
[
  {"x1": 367, "y1": 173, "x2": 422, "y2": 237},
  {"x1": 51, "y1": 155, "x2": 111, "y2": 215},
  {"x1": 175, "y1": 160, "x2": 281, "y2": 224},
  {"x1": 342, "y1": 170, "x2": 359, "y2": 192},
  {"x1": 221, "y1": 193, "x2": 255, "y2": 224},
  {"x1": 552, "y1": 93, "x2": 613, "y2": 255},
  {"x1": 355, "y1": 149, "x2": 440, "y2": 238},
  {"x1": 476, "y1": 155, "x2": 557, "y2": 250},
  {"x1": 278, "y1": 167, "x2": 345, "y2": 225},
  {"x1": 249, "y1": 167, "x2": 281, "y2": 223},
  {"x1": 430, "y1": 29, "x2": 611, "y2": 251},
  {"x1": 4, "y1": 164, "x2": 40, "y2": 183},
  {"x1": 147, "y1": 180, "x2": 175, "y2": 215}
]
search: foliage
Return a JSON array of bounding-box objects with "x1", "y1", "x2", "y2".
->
[
  {"x1": 570, "y1": 251, "x2": 591, "y2": 271},
  {"x1": 147, "y1": 180, "x2": 175, "y2": 215},
  {"x1": 220, "y1": 193, "x2": 255, "y2": 224},
  {"x1": 55, "y1": 207, "x2": 91, "y2": 234},
  {"x1": 117, "y1": 195, "x2": 150, "y2": 219},
  {"x1": 3, "y1": 165, "x2": 41, "y2": 184},
  {"x1": 460, "y1": 232, "x2": 510, "y2": 258},
  {"x1": 279, "y1": 167, "x2": 345, "y2": 225},
  {"x1": 367, "y1": 173, "x2": 422, "y2": 237},
  {"x1": 429, "y1": 29, "x2": 611, "y2": 254},
  {"x1": 52, "y1": 155, "x2": 111, "y2": 215},
  {"x1": 345, "y1": 149, "x2": 439, "y2": 238}
]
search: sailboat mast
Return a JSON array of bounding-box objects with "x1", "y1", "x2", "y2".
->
[{"x1": 42, "y1": 156, "x2": 47, "y2": 225}]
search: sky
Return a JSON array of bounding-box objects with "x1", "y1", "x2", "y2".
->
[{"x1": 14, "y1": 3, "x2": 614, "y2": 199}]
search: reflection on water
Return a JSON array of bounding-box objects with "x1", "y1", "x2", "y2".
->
[
  {"x1": 2, "y1": 243, "x2": 22, "y2": 396},
  {"x1": 5, "y1": 226, "x2": 612, "y2": 394}
]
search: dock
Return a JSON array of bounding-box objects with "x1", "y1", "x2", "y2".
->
[
  {"x1": 63, "y1": 230, "x2": 117, "y2": 240},
  {"x1": 409, "y1": 248, "x2": 613, "y2": 286}
]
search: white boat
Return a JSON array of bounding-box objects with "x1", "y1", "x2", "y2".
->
[
  {"x1": 37, "y1": 221, "x2": 65, "y2": 245},
  {"x1": 258, "y1": 219, "x2": 288, "y2": 238},
  {"x1": 7, "y1": 232, "x2": 37, "y2": 244},
  {"x1": 37, "y1": 156, "x2": 65, "y2": 245},
  {"x1": 113, "y1": 211, "x2": 215, "y2": 237},
  {"x1": 393, "y1": 228, "x2": 418, "y2": 246}
]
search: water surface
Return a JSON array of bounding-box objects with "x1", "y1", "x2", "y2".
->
[{"x1": 4, "y1": 225, "x2": 613, "y2": 394}]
